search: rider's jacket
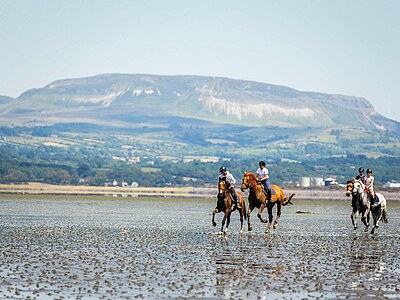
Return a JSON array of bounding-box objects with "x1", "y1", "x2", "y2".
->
[
  {"x1": 355, "y1": 175, "x2": 366, "y2": 184},
  {"x1": 219, "y1": 171, "x2": 236, "y2": 185}
]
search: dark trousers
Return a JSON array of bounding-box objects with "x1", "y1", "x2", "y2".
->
[{"x1": 228, "y1": 186, "x2": 238, "y2": 203}]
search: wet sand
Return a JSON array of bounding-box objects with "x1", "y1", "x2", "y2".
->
[{"x1": 0, "y1": 195, "x2": 399, "y2": 299}]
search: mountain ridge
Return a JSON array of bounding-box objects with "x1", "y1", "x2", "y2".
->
[{"x1": 1, "y1": 73, "x2": 398, "y2": 135}]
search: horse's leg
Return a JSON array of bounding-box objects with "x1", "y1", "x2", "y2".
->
[
  {"x1": 351, "y1": 208, "x2": 358, "y2": 230},
  {"x1": 257, "y1": 203, "x2": 268, "y2": 223},
  {"x1": 265, "y1": 205, "x2": 273, "y2": 233},
  {"x1": 212, "y1": 208, "x2": 219, "y2": 227},
  {"x1": 225, "y1": 211, "x2": 232, "y2": 234},
  {"x1": 371, "y1": 207, "x2": 383, "y2": 234},
  {"x1": 361, "y1": 210, "x2": 369, "y2": 232},
  {"x1": 247, "y1": 205, "x2": 254, "y2": 231},
  {"x1": 219, "y1": 210, "x2": 229, "y2": 234},
  {"x1": 239, "y1": 207, "x2": 244, "y2": 234},
  {"x1": 273, "y1": 202, "x2": 282, "y2": 229},
  {"x1": 370, "y1": 209, "x2": 377, "y2": 234}
]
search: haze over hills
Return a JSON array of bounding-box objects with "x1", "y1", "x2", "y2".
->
[{"x1": 1, "y1": 73, "x2": 398, "y2": 135}]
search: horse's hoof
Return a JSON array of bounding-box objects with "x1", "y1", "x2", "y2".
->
[
  {"x1": 273, "y1": 224, "x2": 278, "y2": 229},
  {"x1": 265, "y1": 229, "x2": 270, "y2": 233},
  {"x1": 212, "y1": 222, "x2": 217, "y2": 227},
  {"x1": 364, "y1": 228, "x2": 368, "y2": 232},
  {"x1": 218, "y1": 231, "x2": 224, "y2": 235},
  {"x1": 240, "y1": 229, "x2": 244, "y2": 235},
  {"x1": 248, "y1": 226, "x2": 252, "y2": 232},
  {"x1": 353, "y1": 226, "x2": 357, "y2": 230}
]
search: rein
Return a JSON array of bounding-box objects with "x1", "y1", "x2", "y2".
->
[{"x1": 353, "y1": 181, "x2": 367, "y2": 204}]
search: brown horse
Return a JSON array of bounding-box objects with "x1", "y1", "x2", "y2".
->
[
  {"x1": 212, "y1": 179, "x2": 247, "y2": 234},
  {"x1": 241, "y1": 172, "x2": 294, "y2": 233}
]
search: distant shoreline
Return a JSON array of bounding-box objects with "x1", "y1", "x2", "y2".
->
[{"x1": 0, "y1": 182, "x2": 399, "y2": 201}]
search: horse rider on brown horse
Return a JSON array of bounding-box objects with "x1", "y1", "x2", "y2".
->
[
  {"x1": 219, "y1": 166, "x2": 241, "y2": 209},
  {"x1": 256, "y1": 161, "x2": 272, "y2": 204}
]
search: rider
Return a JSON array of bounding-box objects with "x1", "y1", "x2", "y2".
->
[
  {"x1": 366, "y1": 168, "x2": 378, "y2": 206},
  {"x1": 355, "y1": 167, "x2": 366, "y2": 184},
  {"x1": 219, "y1": 166, "x2": 241, "y2": 209},
  {"x1": 256, "y1": 161, "x2": 271, "y2": 204}
]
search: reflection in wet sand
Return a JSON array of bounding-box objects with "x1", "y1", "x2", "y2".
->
[{"x1": 0, "y1": 196, "x2": 399, "y2": 299}]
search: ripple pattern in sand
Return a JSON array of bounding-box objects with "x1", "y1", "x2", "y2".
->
[{"x1": 0, "y1": 196, "x2": 399, "y2": 299}]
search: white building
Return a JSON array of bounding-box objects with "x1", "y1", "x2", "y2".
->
[
  {"x1": 384, "y1": 181, "x2": 400, "y2": 188},
  {"x1": 312, "y1": 177, "x2": 325, "y2": 187},
  {"x1": 299, "y1": 177, "x2": 311, "y2": 187},
  {"x1": 325, "y1": 178, "x2": 338, "y2": 186}
]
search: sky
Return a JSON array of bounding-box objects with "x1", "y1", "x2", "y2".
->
[{"x1": 0, "y1": 0, "x2": 399, "y2": 121}]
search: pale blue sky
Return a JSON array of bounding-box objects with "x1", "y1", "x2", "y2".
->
[{"x1": 0, "y1": 0, "x2": 399, "y2": 121}]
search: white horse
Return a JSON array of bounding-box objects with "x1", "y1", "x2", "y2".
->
[
  {"x1": 347, "y1": 179, "x2": 370, "y2": 232},
  {"x1": 349, "y1": 179, "x2": 388, "y2": 234}
]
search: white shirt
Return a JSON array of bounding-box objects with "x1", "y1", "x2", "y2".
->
[
  {"x1": 256, "y1": 167, "x2": 269, "y2": 180},
  {"x1": 219, "y1": 171, "x2": 236, "y2": 185},
  {"x1": 365, "y1": 175, "x2": 374, "y2": 188}
]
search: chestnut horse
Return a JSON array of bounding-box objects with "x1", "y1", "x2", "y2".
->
[
  {"x1": 212, "y1": 179, "x2": 247, "y2": 234},
  {"x1": 241, "y1": 172, "x2": 294, "y2": 233}
]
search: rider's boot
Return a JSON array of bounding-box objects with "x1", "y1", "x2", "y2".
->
[
  {"x1": 232, "y1": 192, "x2": 241, "y2": 210},
  {"x1": 371, "y1": 195, "x2": 379, "y2": 207},
  {"x1": 267, "y1": 189, "x2": 272, "y2": 205}
]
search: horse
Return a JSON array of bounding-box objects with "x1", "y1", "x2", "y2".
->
[
  {"x1": 347, "y1": 179, "x2": 388, "y2": 233},
  {"x1": 346, "y1": 179, "x2": 370, "y2": 232},
  {"x1": 240, "y1": 172, "x2": 294, "y2": 233},
  {"x1": 212, "y1": 178, "x2": 247, "y2": 234}
]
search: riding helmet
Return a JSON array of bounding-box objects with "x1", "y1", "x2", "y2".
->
[
  {"x1": 366, "y1": 168, "x2": 372, "y2": 173},
  {"x1": 259, "y1": 161, "x2": 266, "y2": 167},
  {"x1": 219, "y1": 166, "x2": 227, "y2": 173},
  {"x1": 358, "y1": 167, "x2": 364, "y2": 172}
]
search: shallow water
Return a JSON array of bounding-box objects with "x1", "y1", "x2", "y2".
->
[{"x1": 0, "y1": 195, "x2": 399, "y2": 299}]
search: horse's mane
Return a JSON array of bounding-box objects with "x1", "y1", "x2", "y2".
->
[{"x1": 245, "y1": 172, "x2": 258, "y2": 181}]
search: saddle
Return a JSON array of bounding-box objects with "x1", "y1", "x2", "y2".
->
[
  {"x1": 262, "y1": 186, "x2": 276, "y2": 197},
  {"x1": 366, "y1": 190, "x2": 379, "y2": 205},
  {"x1": 371, "y1": 194, "x2": 380, "y2": 205}
]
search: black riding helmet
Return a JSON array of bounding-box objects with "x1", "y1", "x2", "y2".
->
[
  {"x1": 358, "y1": 167, "x2": 364, "y2": 172},
  {"x1": 219, "y1": 166, "x2": 227, "y2": 173},
  {"x1": 367, "y1": 168, "x2": 372, "y2": 174},
  {"x1": 259, "y1": 161, "x2": 266, "y2": 167}
]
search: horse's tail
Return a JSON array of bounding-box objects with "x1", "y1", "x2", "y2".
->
[
  {"x1": 382, "y1": 206, "x2": 388, "y2": 223},
  {"x1": 283, "y1": 194, "x2": 295, "y2": 206}
]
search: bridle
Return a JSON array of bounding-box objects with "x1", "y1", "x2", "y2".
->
[
  {"x1": 352, "y1": 180, "x2": 366, "y2": 199},
  {"x1": 241, "y1": 175, "x2": 257, "y2": 191},
  {"x1": 218, "y1": 180, "x2": 228, "y2": 198}
]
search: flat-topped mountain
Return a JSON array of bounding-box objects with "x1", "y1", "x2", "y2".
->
[{"x1": 1, "y1": 74, "x2": 397, "y2": 135}]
